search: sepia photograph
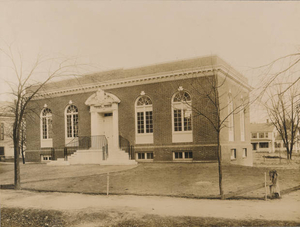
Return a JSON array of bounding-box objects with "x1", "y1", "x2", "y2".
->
[{"x1": 0, "y1": 1, "x2": 300, "y2": 226}]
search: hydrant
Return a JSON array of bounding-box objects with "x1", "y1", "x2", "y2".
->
[{"x1": 269, "y1": 170, "x2": 280, "y2": 198}]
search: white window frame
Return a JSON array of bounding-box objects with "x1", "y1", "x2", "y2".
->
[
  {"x1": 136, "y1": 152, "x2": 154, "y2": 160},
  {"x1": 172, "y1": 90, "x2": 193, "y2": 143},
  {"x1": 40, "y1": 108, "x2": 53, "y2": 148},
  {"x1": 240, "y1": 106, "x2": 245, "y2": 141},
  {"x1": 242, "y1": 148, "x2": 247, "y2": 158},
  {"x1": 65, "y1": 104, "x2": 79, "y2": 145},
  {"x1": 135, "y1": 95, "x2": 153, "y2": 144},
  {"x1": 41, "y1": 154, "x2": 52, "y2": 162},
  {"x1": 173, "y1": 151, "x2": 193, "y2": 160},
  {"x1": 228, "y1": 94, "x2": 235, "y2": 142},
  {"x1": 231, "y1": 149, "x2": 237, "y2": 160}
]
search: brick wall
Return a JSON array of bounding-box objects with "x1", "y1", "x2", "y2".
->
[{"x1": 26, "y1": 72, "x2": 252, "y2": 165}]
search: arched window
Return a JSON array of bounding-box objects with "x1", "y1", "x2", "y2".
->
[
  {"x1": 41, "y1": 108, "x2": 52, "y2": 139},
  {"x1": 240, "y1": 99, "x2": 245, "y2": 142},
  {"x1": 172, "y1": 91, "x2": 192, "y2": 132},
  {"x1": 172, "y1": 89, "x2": 192, "y2": 143},
  {"x1": 65, "y1": 105, "x2": 78, "y2": 139},
  {"x1": 40, "y1": 107, "x2": 53, "y2": 148},
  {"x1": 228, "y1": 94, "x2": 235, "y2": 141},
  {"x1": 135, "y1": 95, "x2": 153, "y2": 144}
]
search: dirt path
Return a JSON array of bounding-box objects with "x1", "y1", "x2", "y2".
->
[{"x1": 1, "y1": 189, "x2": 300, "y2": 223}]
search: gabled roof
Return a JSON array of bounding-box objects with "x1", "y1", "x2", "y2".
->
[{"x1": 250, "y1": 123, "x2": 275, "y2": 132}]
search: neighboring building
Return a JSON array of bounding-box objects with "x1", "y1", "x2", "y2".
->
[
  {"x1": 25, "y1": 55, "x2": 253, "y2": 166},
  {"x1": 250, "y1": 123, "x2": 276, "y2": 153},
  {"x1": 0, "y1": 102, "x2": 14, "y2": 160},
  {"x1": 251, "y1": 122, "x2": 300, "y2": 154}
]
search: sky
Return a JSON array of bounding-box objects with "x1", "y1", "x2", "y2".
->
[{"x1": 0, "y1": 1, "x2": 300, "y2": 121}]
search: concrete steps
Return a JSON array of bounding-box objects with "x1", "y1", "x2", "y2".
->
[
  {"x1": 47, "y1": 147, "x2": 137, "y2": 166},
  {"x1": 47, "y1": 158, "x2": 70, "y2": 166}
]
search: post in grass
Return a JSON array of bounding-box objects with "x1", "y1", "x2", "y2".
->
[
  {"x1": 264, "y1": 172, "x2": 267, "y2": 201},
  {"x1": 107, "y1": 172, "x2": 109, "y2": 196}
]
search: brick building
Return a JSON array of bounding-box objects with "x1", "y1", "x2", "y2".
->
[{"x1": 25, "y1": 56, "x2": 253, "y2": 166}]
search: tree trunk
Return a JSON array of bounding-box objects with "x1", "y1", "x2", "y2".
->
[
  {"x1": 217, "y1": 131, "x2": 224, "y2": 199},
  {"x1": 14, "y1": 145, "x2": 21, "y2": 189}
]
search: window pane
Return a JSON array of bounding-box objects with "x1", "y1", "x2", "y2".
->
[
  {"x1": 174, "y1": 109, "x2": 182, "y2": 131},
  {"x1": 183, "y1": 109, "x2": 192, "y2": 131},
  {"x1": 42, "y1": 118, "x2": 47, "y2": 139},
  {"x1": 73, "y1": 114, "x2": 78, "y2": 137},
  {"x1": 146, "y1": 111, "x2": 153, "y2": 133},
  {"x1": 137, "y1": 112, "x2": 144, "y2": 133},
  {"x1": 67, "y1": 115, "x2": 72, "y2": 137},
  {"x1": 147, "y1": 153, "x2": 153, "y2": 159}
]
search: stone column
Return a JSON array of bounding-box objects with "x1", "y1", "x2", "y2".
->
[{"x1": 112, "y1": 103, "x2": 119, "y2": 149}]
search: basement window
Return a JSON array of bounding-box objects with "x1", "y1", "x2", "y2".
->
[
  {"x1": 173, "y1": 151, "x2": 193, "y2": 160},
  {"x1": 137, "y1": 152, "x2": 153, "y2": 160},
  {"x1": 231, "y1": 149, "x2": 237, "y2": 160}
]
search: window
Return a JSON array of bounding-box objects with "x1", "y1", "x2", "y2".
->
[
  {"x1": 259, "y1": 142, "x2": 269, "y2": 148},
  {"x1": 228, "y1": 94, "x2": 234, "y2": 141},
  {"x1": 135, "y1": 95, "x2": 153, "y2": 144},
  {"x1": 0, "y1": 123, "x2": 4, "y2": 140},
  {"x1": 0, "y1": 147, "x2": 4, "y2": 156},
  {"x1": 242, "y1": 148, "x2": 247, "y2": 158},
  {"x1": 40, "y1": 108, "x2": 53, "y2": 148},
  {"x1": 231, "y1": 149, "x2": 237, "y2": 160},
  {"x1": 240, "y1": 106, "x2": 245, "y2": 141},
  {"x1": 265, "y1": 133, "x2": 268, "y2": 138},
  {"x1": 65, "y1": 105, "x2": 79, "y2": 139},
  {"x1": 259, "y1": 133, "x2": 264, "y2": 138},
  {"x1": 173, "y1": 151, "x2": 193, "y2": 160},
  {"x1": 41, "y1": 155, "x2": 52, "y2": 161},
  {"x1": 172, "y1": 89, "x2": 192, "y2": 143},
  {"x1": 252, "y1": 133, "x2": 257, "y2": 138},
  {"x1": 41, "y1": 108, "x2": 52, "y2": 139},
  {"x1": 137, "y1": 152, "x2": 153, "y2": 160}
]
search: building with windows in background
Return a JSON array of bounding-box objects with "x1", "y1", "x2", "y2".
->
[
  {"x1": 25, "y1": 55, "x2": 253, "y2": 166},
  {"x1": 0, "y1": 102, "x2": 14, "y2": 161}
]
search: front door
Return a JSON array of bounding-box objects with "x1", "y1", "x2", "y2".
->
[{"x1": 103, "y1": 113, "x2": 113, "y2": 148}]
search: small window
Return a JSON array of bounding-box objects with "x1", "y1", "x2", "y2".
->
[
  {"x1": 259, "y1": 133, "x2": 264, "y2": 138},
  {"x1": 41, "y1": 155, "x2": 52, "y2": 161},
  {"x1": 185, "y1": 151, "x2": 193, "y2": 159},
  {"x1": 252, "y1": 143, "x2": 257, "y2": 150},
  {"x1": 174, "y1": 151, "x2": 193, "y2": 160},
  {"x1": 146, "y1": 153, "x2": 153, "y2": 159},
  {"x1": 231, "y1": 149, "x2": 237, "y2": 160},
  {"x1": 137, "y1": 152, "x2": 153, "y2": 160},
  {"x1": 259, "y1": 142, "x2": 269, "y2": 148},
  {"x1": 0, "y1": 123, "x2": 4, "y2": 140},
  {"x1": 252, "y1": 133, "x2": 257, "y2": 138},
  {"x1": 265, "y1": 133, "x2": 268, "y2": 138},
  {"x1": 138, "y1": 153, "x2": 145, "y2": 159},
  {"x1": 0, "y1": 147, "x2": 4, "y2": 156},
  {"x1": 242, "y1": 148, "x2": 247, "y2": 158}
]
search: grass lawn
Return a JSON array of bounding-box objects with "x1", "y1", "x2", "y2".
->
[{"x1": 1, "y1": 162, "x2": 299, "y2": 199}]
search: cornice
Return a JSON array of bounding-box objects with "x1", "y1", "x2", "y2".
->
[{"x1": 32, "y1": 64, "x2": 251, "y2": 100}]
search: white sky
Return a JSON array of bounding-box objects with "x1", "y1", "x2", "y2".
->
[{"x1": 1, "y1": 1, "x2": 300, "y2": 121}]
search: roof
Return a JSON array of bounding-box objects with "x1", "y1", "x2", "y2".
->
[
  {"x1": 0, "y1": 102, "x2": 14, "y2": 117},
  {"x1": 250, "y1": 123, "x2": 275, "y2": 132},
  {"x1": 28, "y1": 55, "x2": 250, "y2": 96}
]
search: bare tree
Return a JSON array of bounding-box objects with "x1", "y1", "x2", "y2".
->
[
  {"x1": 0, "y1": 42, "x2": 87, "y2": 189},
  {"x1": 263, "y1": 82, "x2": 300, "y2": 160},
  {"x1": 172, "y1": 66, "x2": 250, "y2": 199}
]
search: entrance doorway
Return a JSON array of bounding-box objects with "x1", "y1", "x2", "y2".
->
[{"x1": 103, "y1": 113, "x2": 113, "y2": 148}]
